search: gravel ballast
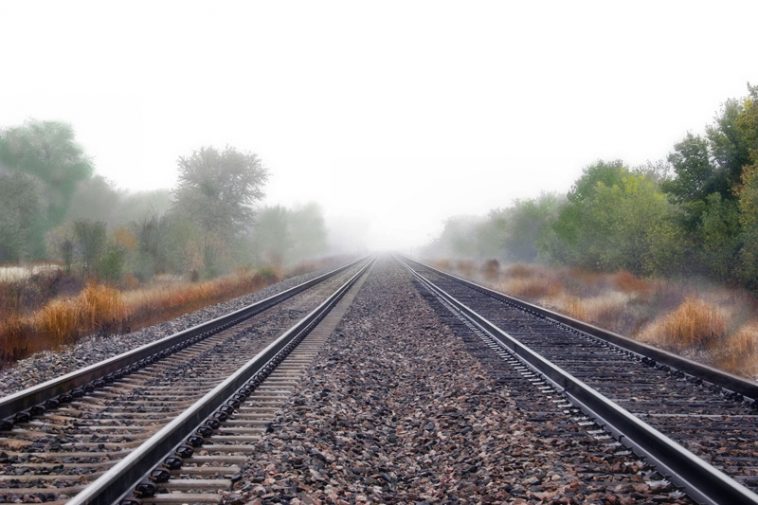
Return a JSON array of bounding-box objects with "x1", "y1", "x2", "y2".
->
[
  {"x1": 0, "y1": 262, "x2": 345, "y2": 396},
  {"x1": 224, "y1": 259, "x2": 692, "y2": 504}
]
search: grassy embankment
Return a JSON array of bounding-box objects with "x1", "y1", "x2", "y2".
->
[
  {"x1": 434, "y1": 259, "x2": 758, "y2": 379},
  {"x1": 0, "y1": 262, "x2": 322, "y2": 366}
]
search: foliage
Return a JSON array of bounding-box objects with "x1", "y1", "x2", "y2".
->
[
  {"x1": 0, "y1": 172, "x2": 45, "y2": 261},
  {"x1": 73, "y1": 221, "x2": 107, "y2": 275},
  {"x1": 549, "y1": 161, "x2": 678, "y2": 274},
  {"x1": 738, "y1": 165, "x2": 758, "y2": 286},
  {"x1": 252, "y1": 206, "x2": 291, "y2": 267},
  {"x1": 502, "y1": 194, "x2": 563, "y2": 262},
  {"x1": 426, "y1": 86, "x2": 758, "y2": 293},
  {"x1": 97, "y1": 242, "x2": 127, "y2": 284},
  {"x1": 173, "y1": 146, "x2": 268, "y2": 239},
  {"x1": 0, "y1": 121, "x2": 92, "y2": 231},
  {"x1": 249, "y1": 203, "x2": 330, "y2": 268},
  {"x1": 288, "y1": 203, "x2": 328, "y2": 261}
]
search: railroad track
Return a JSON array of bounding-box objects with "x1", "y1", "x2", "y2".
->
[
  {"x1": 0, "y1": 258, "x2": 371, "y2": 504},
  {"x1": 401, "y1": 257, "x2": 758, "y2": 505}
]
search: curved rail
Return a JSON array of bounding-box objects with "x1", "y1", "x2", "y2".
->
[
  {"x1": 0, "y1": 258, "x2": 364, "y2": 426},
  {"x1": 401, "y1": 257, "x2": 758, "y2": 505},
  {"x1": 403, "y1": 256, "x2": 758, "y2": 400},
  {"x1": 69, "y1": 258, "x2": 373, "y2": 505}
]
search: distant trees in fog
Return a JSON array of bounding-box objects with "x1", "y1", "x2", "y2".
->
[
  {"x1": 425, "y1": 85, "x2": 758, "y2": 289},
  {"x1": 0, "y1": 122, "x2": 329, "y2": 284}
]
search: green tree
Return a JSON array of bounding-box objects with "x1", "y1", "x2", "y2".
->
[
  {"x1": 738, "y1": 165, "x2": 758, "y2": 286},
  {"x1": 132, "y1": 215, "x2": 171, "y2": 280},
  {"x1": 172, "y1": 146, "x2": 267, "y2": 275},
  {"x1": 0, "y1": 121, "x2": 93, "y2": 230},
  {"x1": 252, "y1": 206, "x2": 292, "y2": 268},
  {"x1": 501, "y1": 194, "x2": 562, "y2": 262},
  {"x1": 550, "y1": 160, "x2": 629, "y2": 265},
  {"x1": 550, "y1": 161, "x2": 678, "y2": 273},
  {"x1": 699, "y1": 193, "x2": 741, "y2": 279},
  {"x1": 0, "y1": 172, "x2": 45, "y2": 261},
  {"x1": 707, "y1": 98, "x2": 753, "y2": 191},
  {"x1": 288, "y1": 203, "x2": 328, "y2": 262},
  {"x1": 97, "y1": 242, "x2": 127, "y2": 284},
  {"x1": 74, "y1": 220, "x2": 107, "y2": 276},
  {"x1": 475, "y1": 210, "x2": 508, "y2": 259},
  {"x1": 173, "y1": 146, "x2": 267, "y2": 238}
]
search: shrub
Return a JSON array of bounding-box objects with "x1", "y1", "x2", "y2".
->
[
  {"x1": 643, "y1": 297, "x2": 728, "y2": 350},
  {"x1": 482, "y1": 259, "x2": 500, "y2": 280},
  {"x1": 613, "y1": 270, "x2": 651, "y2": 294}
]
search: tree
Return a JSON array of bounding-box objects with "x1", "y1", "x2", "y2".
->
[
  {"x1": 664, "y1": 134, "x2": 717, "y2": 205},
  {"x1": 74, "y1": 221, "x2": 107, "y2": 276},
  {"x1": 550, "y1": 160, "x2": 630, "y2": 266},
  {"x1": 172, "y1": 146, "x2": 267, "y2": 275},
  {"x1": 97, "y1": 242, "x2": 127, "y2": 284},
  {"x1": 549, "y1": 161, "x2": 678, "y2": 273},
  {"x1": 67, "y1": 175, "x2": 121, "y2": 224},
  {"x1": 173, "y1": 146, "x2": 267, "y2": 239},
  {"x1": 252, "y1": 206, "x2": 292, "y2": 268},
  {"x1": 0, "y1": 121, "x2": 93, "y2": 229},
  {"x1": 287, "y1": 203, "x2": 328, "y2": 262},
  {"x1": 0, "y1": 171, "x2": 45, "y2": 262},
  {"x1": 501, "y1": 194, "x2": 562, "y2": 262},
  {"x1": 699, "y1": 193, "x2": 741, "y2": 280},
  {"x1": 707, "y1": 98, "x2": 752, "y2": 191},
  {"x1": 738, "y1": 164, "x2": 758, "y2": 286}
]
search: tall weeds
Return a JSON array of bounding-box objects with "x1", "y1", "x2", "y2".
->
[
  {"x1": 436, "y1": 259, "x2": 758, "y2": 379},
  {"x1": 0, "y1": 268, "x2": 285, "y2": 366},
  {"x1": 640, "y1": 297, "x2": 728, "y2": 350}
]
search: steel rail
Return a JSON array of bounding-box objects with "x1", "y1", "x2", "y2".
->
[
  {"x1": 0, "y1": 257, "x2": 364, "y2": 425},
  {"x1": 401, "y1": 258, "x2": 758, "y2": 505},
  {"x1": 68, "y1": 258, "x2": 373, "y2": 505},
  {"x1": 402, "y1": 256, "x2": 758, "y2": 400}
]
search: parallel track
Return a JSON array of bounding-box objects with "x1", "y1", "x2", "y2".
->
[
  {"x1": 402, "y1": 257, "x2": 758, "y2": 505},
  {"x1": 0, "y1": 259, "x2": 368, "y2": 504}
]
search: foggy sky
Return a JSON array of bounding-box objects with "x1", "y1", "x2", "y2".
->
[{"x1": 1, "y1": 0, "x2": 757, "y2": 251}]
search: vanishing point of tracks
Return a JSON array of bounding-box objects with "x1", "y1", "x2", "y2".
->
[{"x1": 1, "y1": 256, "x2": 757, "y2": 505}]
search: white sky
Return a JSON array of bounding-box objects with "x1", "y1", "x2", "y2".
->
[{"x1": 1, "y1": 1, "x2": 756, "y2": 251}]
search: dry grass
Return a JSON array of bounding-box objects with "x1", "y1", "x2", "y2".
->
[
  {"x1": 481, "y1": 259, "x2": 500, "y2": 281},
  {"x1": 498, "y1": 277, "x2": 562, "y2": 300},
  {"x1": 639, "y1": 297, "x2": 729, "y2": 351},
  {"x1": 708, "y1": 322, "x2": 758, "y2": 376},
  {"x1": 613, "y1": 270, "x2": 652, "y2": 294},
  {"x1": 0, "y1": 267, "x2": 290, "y2": 366},
  {"x1": 1, "y1": 283, "x2": 128, "y2": 362},
  {"x1": 432, "y1": 257, "x2": 758, "y2": 379}
]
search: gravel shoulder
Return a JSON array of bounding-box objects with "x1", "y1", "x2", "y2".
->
[
  {"x1": 0, "y1": 262, "x2": 344, "y2": 396},
  {"x1": 224, "y1": 259, "x2": 692, "y2": 504}
]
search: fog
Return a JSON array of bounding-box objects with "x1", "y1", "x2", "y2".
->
[{"x1": 1, "y1": 0, "x2": 757, "y2": 251}]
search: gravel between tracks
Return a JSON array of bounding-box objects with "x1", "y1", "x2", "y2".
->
[
  {"x1": 224, "y1": 259, "x2": 692, "y2": 505},
  {"x1": 0, "y1": 262, "x2": 344, "y2": 395}
]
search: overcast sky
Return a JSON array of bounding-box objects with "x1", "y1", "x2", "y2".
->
[{"x1": 1, "y1": 1, "x2": 756, "y2": 251}]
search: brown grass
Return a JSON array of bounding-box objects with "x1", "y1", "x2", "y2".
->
[
  {"x1": 640, "y1": 297, "x2": 728, "y2": 351},
  {"x1": 503, "y1": 263, "x2": 535, "y2": 278},
  {"x1": 456, "y1": 259, "x2": 475, "y2": 277},
  {"x1": 482, "y1": 259, "x2": 500, "y2": 281},
  {"x1": 0, "y1": 267, "x2": 289, "y2": 366},
  {"x1": 438, "y1": 257, "x2": 758, "y2": 379},
  {"x1": 714, "y1": 323, "x2": 758, "y2": 376},
  {"x1": 499, "y1": 277, "x2": 562, "y2": 299},
  {"x1": 613, "y1": 270, "x2": 652, "y2": 294}
]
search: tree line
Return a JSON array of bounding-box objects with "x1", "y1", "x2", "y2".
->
[
  {"x1": 425, "y1": 85, "x2": 758, "y2": 289},
  {"x1": 0, "y1": 121, "x2": 328, "y2": 283}
]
